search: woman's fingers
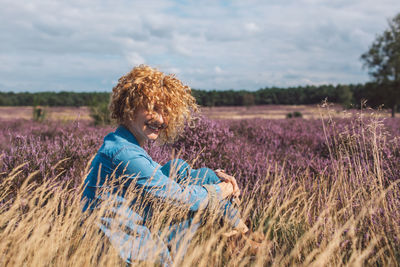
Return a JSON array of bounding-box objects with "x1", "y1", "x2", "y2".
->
[
  {"x1": 218, "y1": 182, "x2": 234, "y2": 199},
  {"x1": 228, "y1": 176, "x2": 240, "y2": 197},
  {"x1": 215, "y1": 170, "x2": 240, "y2": 197}
]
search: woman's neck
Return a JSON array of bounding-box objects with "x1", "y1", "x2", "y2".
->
[{"x1": 122, "y1": 123, "x2": 146, "y2": 147}]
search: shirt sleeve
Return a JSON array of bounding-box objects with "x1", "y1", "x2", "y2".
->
[{"x1": 113, "y1": 148, "x2": 221, "y2": 212}]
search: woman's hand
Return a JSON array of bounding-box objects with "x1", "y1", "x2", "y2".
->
[
  {"x1": 215, "y1": 169, "x2": 240, "y2": 198},
  {"x1": 218, "y1": 182, "x2": 234, "y2": 199}
]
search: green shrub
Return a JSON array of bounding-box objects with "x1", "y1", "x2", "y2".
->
[
  {"x1": 32, "y1": 106, "x2": 46, "y2": 122},
  {"x1": 90, "y1": 101, "x2": 111, "y2": 125},
  {"x1": 286, "y1": 111, "x2": 303, "y2": 119},
  {"x1": 293, "y1": 111, "x2": 302, "y2": 118}
]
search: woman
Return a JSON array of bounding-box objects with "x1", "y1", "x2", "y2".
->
[{"x1": 82, "y1": 65, "x2": 251, "y2": 266}]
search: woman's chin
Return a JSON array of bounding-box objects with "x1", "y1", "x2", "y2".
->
[{"x1": 147, "y1": 133, "x2": 159, "y2": 140}]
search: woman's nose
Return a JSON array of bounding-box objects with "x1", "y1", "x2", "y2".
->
[{"x1": 154, "y1": 112, "x2": 164, "y2": 124}]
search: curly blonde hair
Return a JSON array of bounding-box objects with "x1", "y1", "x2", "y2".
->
[{"x1": 109, "y1": 65, "x2": 198, "y2": 143}]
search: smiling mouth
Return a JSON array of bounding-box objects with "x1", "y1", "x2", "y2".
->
[{"x1": 145, "y1": 122, "x2": 167, "y2": 131}]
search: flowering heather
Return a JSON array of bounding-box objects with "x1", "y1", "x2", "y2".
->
[
  {"x1": 1, "y1": 120, "x2": 112, "y2": 191},
  {"x1": 0, "y1": 111, "x2": 399, "y2": 266}
]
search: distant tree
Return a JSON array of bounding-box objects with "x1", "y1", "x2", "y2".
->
[
  {"x1": 361, "y1": 13, "x2": 400, "y2": 117},
  {"x1": 243, "y1": 93, "x2": 255, "y2": 106},
  {"x1": 335, "y1": 85, "x2": 353, "y2": 108}
]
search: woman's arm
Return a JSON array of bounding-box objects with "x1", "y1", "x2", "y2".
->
[
  {"x1": 217, "y1": 182, "x2": 234, "y2": 199},
  {"x1": 161, "y1": 159, "x2": 239, "y2": 199},
  {"x1": 215, "y1": 170, "x2": 240, "y2": 198},
  {"x1": 113, "y1": 148, "x2": 231, "y2": 212}
]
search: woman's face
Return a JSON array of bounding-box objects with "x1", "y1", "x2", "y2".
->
[{"x1": 126, "y1": 106, "x2": 167, "y2": 146}]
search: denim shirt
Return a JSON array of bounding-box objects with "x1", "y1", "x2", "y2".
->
[{"x1": 82, "y1": 125, "x2": 222, "y2": 215}]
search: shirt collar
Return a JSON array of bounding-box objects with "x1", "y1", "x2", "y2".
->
[{"x1": 115, "y1": 125, "x2": 140, "y2": 146}]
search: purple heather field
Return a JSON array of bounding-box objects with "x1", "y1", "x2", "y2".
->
[
  {"x1": 1, "y1": 114, "x2": 399, "y2": 200},
  {"x1": 1, "y1": 112, "x2": 400, "y2": 263}
]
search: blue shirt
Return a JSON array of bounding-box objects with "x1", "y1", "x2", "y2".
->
[{"x1": 82, "y1": 125, "x2": 222, "y2": 215}]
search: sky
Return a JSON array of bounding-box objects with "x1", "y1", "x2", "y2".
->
[{"x1": 1, "y1": 0, "x2": 400, "y2": 92}]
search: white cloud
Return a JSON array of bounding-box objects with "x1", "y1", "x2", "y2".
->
[
  {"x1": 244, "y1": 22, "x2": 261, "y2": 33},
  {"x1": 0, "y1": 0, "x2": 400, "y2": 92},
  {"x1": 126, "y1": 52, "x2": 146, "y2": 66},
  {"x1": 214, "y1": 66, "x2": 223, "y2": 74}
]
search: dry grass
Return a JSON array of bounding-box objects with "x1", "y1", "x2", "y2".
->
[{"x1": 0, "y1": 111, "x2": 399, "y2": 266}]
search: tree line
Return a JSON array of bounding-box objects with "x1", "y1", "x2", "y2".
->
[
  {"x1": 192, "y1": 84, "x2": 356, "y2": 107},
  {"x1": 0, "y1": 91, "x2": 109, "y2": 107},
  {"x1": 0, "y1": 82, "x2": 396, "y2": 111}
]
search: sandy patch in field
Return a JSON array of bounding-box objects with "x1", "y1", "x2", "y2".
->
[
  {"x1": 0, "y1": 106, "x2": 92, "y2": 121},
  {"x1": 0, "y1": 105, "x2": 396, "y2": 121},
  {"x1": 200, "y1": 105, "x2": 397, "y2": 119},
  {"x1": 0, "y1": 107, "x2": 33, "y2": 120}
]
